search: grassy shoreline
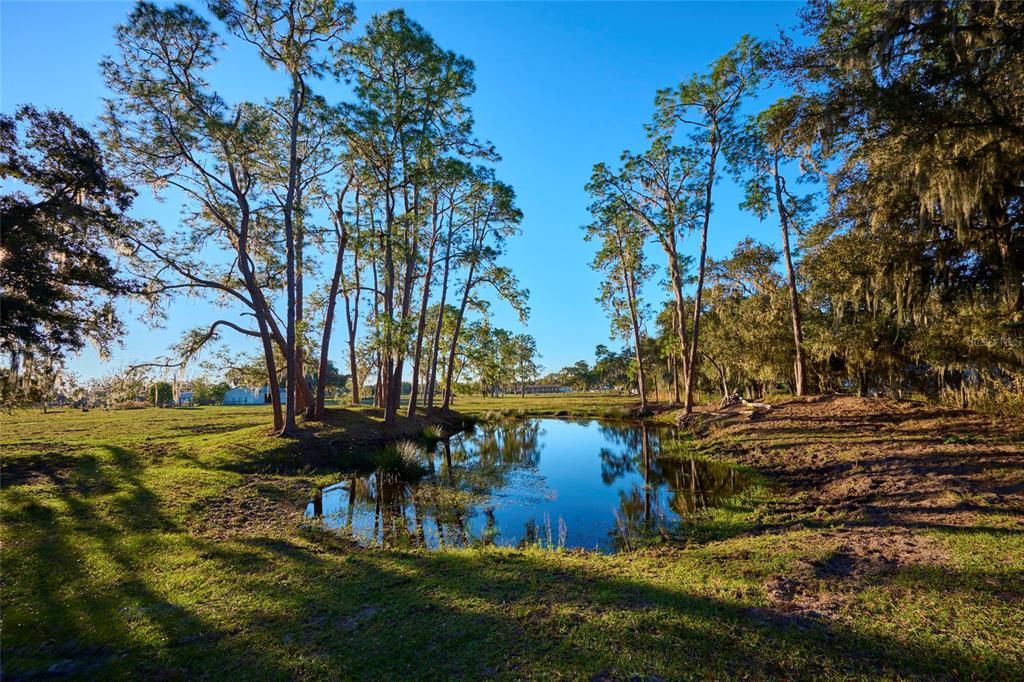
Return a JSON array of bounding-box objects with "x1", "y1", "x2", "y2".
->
[{"x1": 2, "y1": 398, "x2": 1022, "y2": 679}]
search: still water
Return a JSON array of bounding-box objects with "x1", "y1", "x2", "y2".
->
[{"x1": 306, "y1": 418, "x2": 750, "y2": 552}]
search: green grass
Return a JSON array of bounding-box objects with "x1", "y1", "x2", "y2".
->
[
  {"x1": 2, "y1": 403, "x2": 1022, "y2": 679},
  {"x1": 452, "y1": 392, "x2": 643, "y2": 420}
]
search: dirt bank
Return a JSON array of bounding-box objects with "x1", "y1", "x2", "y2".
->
[{"x1": 707, "y1": 395, "x2": 1024, "y2": 620}]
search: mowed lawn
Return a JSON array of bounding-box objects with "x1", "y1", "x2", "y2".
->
[
  {"x1": 2, "y1": 402, "x2": 1022, "y2": 680},
  {"x1": 453, "y1": 392, "x2": 640, "y2": 419}
]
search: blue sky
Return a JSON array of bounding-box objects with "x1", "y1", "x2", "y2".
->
[{"x1": 2, "y1": 1, "x2": 805, "y2": 381}]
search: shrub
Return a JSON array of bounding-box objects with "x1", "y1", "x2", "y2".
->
[{"x1": 111, "y1": 400, "x2": 149, "y2": 410}]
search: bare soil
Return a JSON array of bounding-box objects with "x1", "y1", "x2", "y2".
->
[
  {"x1": 191, "y1": 477, "x2": 313, "y2": 541},
  {"x1": 708, "y1": 395, "x2": 1024, "y2": 619}
]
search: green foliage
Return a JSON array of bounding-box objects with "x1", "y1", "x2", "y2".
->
[
  {"x1": 150, "y1": 381, "x2": 174, "y2": 406},
  {"x1": 698, "y1": 239, "x2": 794, "y2": 396},
  {"x1": 457, "y1": 323, "x2": 540, "y2": 396},
  {"x1": 0, "y1": 106, "x2": 136, "y2": 361},
  {"x1": 190, "y1": 378, "x2": 231, "y2": 406},
  {"x1": 592, "y1": 345, "x2": 633, "y2": 392},
  {"x1": 543, "y1": 360, "x2": 596, "y2": 392},
  {"x1": 0, "y1": 106, "x2": 142, "y2": 408},
  {"x1": 581, "y1": 7, "x2": 1024, "y2": 408},
  {"x1": 767, "y1": 0, "x2": 1024, "y2": 402}
]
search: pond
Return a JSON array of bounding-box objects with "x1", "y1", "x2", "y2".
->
[{"x1": 305, "y1": 418, "x2": 751, "y2": 552}]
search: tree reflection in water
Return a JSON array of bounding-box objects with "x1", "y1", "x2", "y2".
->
[
  {"x1": 305, "y1": 418, "x2": 749, "y2": 551},
  {"x1": 605, "y1": 424, "x2": 751, "y2": 549}
]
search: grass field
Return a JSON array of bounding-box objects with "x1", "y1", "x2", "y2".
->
[
  {"x1": 451, "y1": 392, "x2": 641, "y2": 419},
  {"x1": 2, "y1": 398, "x2": 1022, "y2": 679}
]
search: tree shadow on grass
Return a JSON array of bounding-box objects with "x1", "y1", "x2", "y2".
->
[
  {"x1": 179, "y1": 407, "x2": 475, "y2": 478},
  {"x1": 170, "y1": 408, "x2": 439, "y2": 477},
  {"x1": 6, "y1": 402, "x2": 1021, "y2": 679},
  {"x1": 156, "y1": 536, "x2": 1024, "y2": 680},
  {"x1": 0, "y1": 445, "x2": 297, "y2": 680},
  {"x1": 6, "y1": 474, "x2": 1021, "y2": 681}
]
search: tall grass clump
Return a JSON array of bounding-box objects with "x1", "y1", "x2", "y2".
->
[
  {"x1": 421, "y1": 424, "x2": 445, "y2": 442},
  {"x1": 374, "y1": 440, "x2": 428, "y2": 481},
  {"x1": 947, "y1": 377, "x2": 1024, "y2": 418},
  {"x1": 612, "y1": 509, "x2": 671, "y2": 551},
  {"x1": 519, "y1": 514, "x2": 568, "y2": 551}
]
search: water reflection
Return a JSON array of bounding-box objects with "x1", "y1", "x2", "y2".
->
[{"x1": 305, "y1": 419, "x2": 750, "y2": 552}]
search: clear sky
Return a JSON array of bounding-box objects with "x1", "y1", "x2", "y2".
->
[{"x1": 2, "y1": 1, "x2": 805, "y2": 381}]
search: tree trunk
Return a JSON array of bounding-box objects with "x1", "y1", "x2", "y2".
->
[
  {"x1": 345, "y1": 305, "x2": 360, "y2": 406},
  {"x1": 315, "y1": 181, "x2": 352, "y2": 420},
  {"x1": 262, "y1": 315, "x2": 314, "y2": 415},
  {"x1": 661, "y1": 237, "x2": 691, "y2": 406},
  {"x1": 619, "y1": 238, "x2": 647, "y2": 412},
  {"x1": 426, "y1": 208, "x2": 455, "y2": 411},
  {"x1": 384, "y1": 182, "x2": 418, "y2": 426},
  {"x1": 774, "y1": 156, "x2": 806, "y2": 396},
  {"x1": 342, "y1": 189, "x2": 363, "y2": 406},
  {"x1": 672, "y1": 354, "x2": 681, "y2": 404},
  {"x1": 243, "y1": 279, "x2": 283, "y2": 432},
  {"x1": 230, "y1": 169, "x2": 283, "y2": 433},
  {"x1": 280, "y1": 76, "x2": 308, "y2": 435},
  {"x1": 631, "y1": 337, "x2": 647, "y2": 411},
  {"x1": 295, "y1": 180, "x2": 310, "y2": 418},
  {"x1": 407, "y1": 199, "x2": 440, "y2": 418},
  {"x1": 381, "y1": 194, "x2": 397, "y2": 423},
  {"x1": 684, "y1": 134, "x2": 719, "y2": 415},
  {"x1": 375, "y1": 354, "x2": 384, "y2": 408},
  {"x1": 442, "y1": 259, "x2": 477, "y2": 411},
  {"x1": 369, "y1": 232, "x2": 383, "y2": 409},
  {"x1": 386, "y1": 130, "x2": 420, "y2": 425}
]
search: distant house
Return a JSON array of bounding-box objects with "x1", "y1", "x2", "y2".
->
[{"x1": 222, "y1": 386, "x2": 287, "y2": 405}]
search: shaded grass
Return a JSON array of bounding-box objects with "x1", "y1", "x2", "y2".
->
[{"x1": 2, "y1": 403, "x2": 1022, "y2": 679}]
